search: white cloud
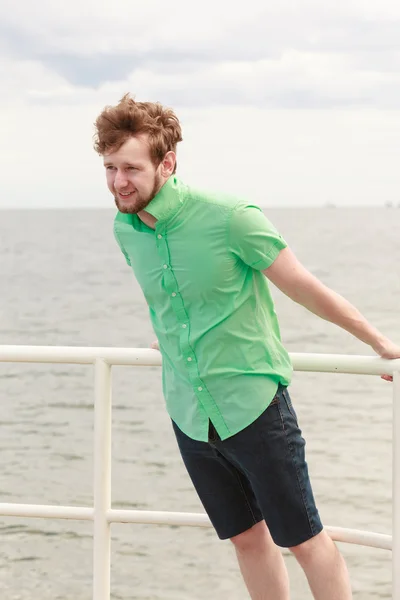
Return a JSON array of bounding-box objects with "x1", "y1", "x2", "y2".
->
[
  {"x1": 19, "y1": 49, "x2": 400, "y2": 110},
  {"x1": 1, "y1": 0, "x2": 400, "y2": 207},
  {"x1": 2, "y1": 0, "x2": 400, "y2": 105}
]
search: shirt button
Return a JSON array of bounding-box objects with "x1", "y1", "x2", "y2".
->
[
  {"x1": 198, "y1": 386, "x2": 203, "y2": 391},
  {"x1": 182, "y1": 324, "x2": 187, "y2": 329},
  {"x1": 157, "y1": 234, "x2": 162, "y2": 239},
  {"x1": 171, "y1": 292, "x2": 177, "y2": 297},
  {"x1": 163, "y1": 264, "x2": 168, "y2": 269},
  {"x1": 187, "y1": 357, "x2": 192, "y2": 362}
]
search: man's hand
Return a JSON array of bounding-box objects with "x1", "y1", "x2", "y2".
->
[
  {"x1": 150, "y1": 340, "x2": 160, "y2": 351},
  {"x1": 374, "y1": 339, "x2": 400, "y2": 382}
]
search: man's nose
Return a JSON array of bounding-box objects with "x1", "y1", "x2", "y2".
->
[{"x1": 114, "y1": 170, "x2": 129, "y2": 189}]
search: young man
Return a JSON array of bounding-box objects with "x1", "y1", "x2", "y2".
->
[{"x1": 94, "y1": 94, "x2": 399, "y2": 600}]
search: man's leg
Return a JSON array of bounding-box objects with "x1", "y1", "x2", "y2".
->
[
  {"x1": 171, "y1": 419, "x2": 290, "y2": 599},
  {"x1": 212, "y1": 385, "x2": 353, "y2": 599},
  {"x1": 289, "y1": 530, "x2": 352, "y2": 600},
  {"x1": 230, "y1": 524, "x2": 351, "y2": 600},
  {"x1": 231, "y1": 521, "x2": 290, "y2": 600}
]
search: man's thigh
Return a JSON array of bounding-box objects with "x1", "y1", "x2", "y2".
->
[
  {"x1": 172, "y1": 420, "x2": 263, "y2": 540},
  {"x1": 214, "y1": 385, "x2": 323, "y2": 548}
]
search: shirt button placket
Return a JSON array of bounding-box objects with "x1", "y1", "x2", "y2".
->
[{"x1": 156, "y1": 225, "x2": 202, "y2": 399}]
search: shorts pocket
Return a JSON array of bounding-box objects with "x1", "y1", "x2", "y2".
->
[{"x1": 282, "y1": 388, "x2": 298, "y2": 422}]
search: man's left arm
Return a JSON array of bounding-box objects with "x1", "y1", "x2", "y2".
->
[{"x1": 263, "y1": 247, "x2": 400, "y2": 380}]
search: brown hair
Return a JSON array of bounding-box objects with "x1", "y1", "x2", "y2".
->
[{"x1": 93, "y1": 93, "x2": 183, "y2": 173}]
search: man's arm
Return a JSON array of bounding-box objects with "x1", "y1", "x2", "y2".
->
[{"x1": 263, "y1": 247, "x2": 400, "y2": 368}]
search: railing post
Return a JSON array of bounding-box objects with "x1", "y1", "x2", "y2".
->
[
  {"x1": 393, "y1": 370, "x2": 400, "y2": 600},
  {"x1": 93, "y1": 359, "x2": 112, "y2": 600}
]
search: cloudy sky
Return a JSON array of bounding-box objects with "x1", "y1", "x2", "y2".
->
[{"x1": 1, "y1": 0, "x2": 400, "y2": 208}]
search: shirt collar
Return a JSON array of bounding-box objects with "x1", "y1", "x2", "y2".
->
[{"x1": 146, "y1": 175, "x2": 184, "y2": 223}]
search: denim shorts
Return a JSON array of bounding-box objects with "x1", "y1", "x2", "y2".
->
[{"x1": 172, "y1": 384, "x2": 323, "y2": 548}]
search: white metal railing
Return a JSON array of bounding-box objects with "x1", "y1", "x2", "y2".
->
[{"x1": 0, "y1": 345, "x2": 399, "y2": 599}]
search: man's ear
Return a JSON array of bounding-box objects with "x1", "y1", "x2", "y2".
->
[{"x1": 160, "y1": 151, "x2": 176, "y2": 177}]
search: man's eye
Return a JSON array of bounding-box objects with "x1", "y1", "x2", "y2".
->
[{"x1": 106, "y1": 166, "x2": 115, "y2": 170}]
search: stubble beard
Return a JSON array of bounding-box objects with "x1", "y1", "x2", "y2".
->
[{"x1": 114, "y1": 173, "x2": 163, "y2": 214}]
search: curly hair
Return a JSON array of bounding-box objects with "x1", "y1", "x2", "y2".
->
[{"x1": 93, "y1": 94, "x2": 183, "y2": 173}]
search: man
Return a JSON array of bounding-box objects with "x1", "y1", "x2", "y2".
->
[{"x1": 94, "y1": 94, "x2": 399, "y2": 600}]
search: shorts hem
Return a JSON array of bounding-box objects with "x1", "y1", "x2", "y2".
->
[
  {"x1": 216, "y1": 517, "x2": 265, "y2": 541},
  {"x1": 274, "y1": 522, "x2": 325, "y2": 549}
]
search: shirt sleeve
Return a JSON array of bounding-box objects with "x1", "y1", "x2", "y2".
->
[
  {"x1": 113, "y1": 226, "x2": 132, "y2": 267},
  {"x1": 228, "y1": 203, "x2": 287, "y2": 270}
]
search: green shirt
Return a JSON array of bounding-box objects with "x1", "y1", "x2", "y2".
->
[{"x1": 114, "y1": 176, "x2": 292, "y2": 441}]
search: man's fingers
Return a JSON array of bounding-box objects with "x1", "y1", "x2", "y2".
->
[{"x1": 381, "y1": 374, "x2": 393, "y2": 382}]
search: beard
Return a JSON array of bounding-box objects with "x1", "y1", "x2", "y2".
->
[{"x1": 114, "y1": 173, "x2": 163, "y2": 214}]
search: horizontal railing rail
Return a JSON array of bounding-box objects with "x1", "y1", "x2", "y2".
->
[
  {"x1": 0, "y1": 502, "x2": 393, "y2": 551},
  {"x1": 0, "y1": 345, "x2": 399, "y2": 373},
  {"x1": 0, "y1": 345, "x2": 399, "y2": 599}
]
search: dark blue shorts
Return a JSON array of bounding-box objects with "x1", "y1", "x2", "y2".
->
[{"x1": 172, "y1": 384, "x2": 323, "y2": 548}]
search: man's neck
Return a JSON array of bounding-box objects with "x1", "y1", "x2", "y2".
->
[{"x1": 137, "y1": 210, "x2": 157, "y2": 230}]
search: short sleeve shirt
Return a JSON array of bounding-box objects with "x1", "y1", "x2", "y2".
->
[{"x1": 114, "y1": 176, "x2": 292, "y2": 441}]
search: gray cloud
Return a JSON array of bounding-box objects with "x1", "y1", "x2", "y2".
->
[
  {"x1": 40, "y1": 54, "x2": 138, "y2": 86},
  {"x1": 1, "y1": 0, "x2": 400, "y2": 209},
  {"x1": 1, "y1": 2, "x2": 400, "y2": 108},
  {"x1": 0, "y1": 19, "x2": 280, "y2": 84}
]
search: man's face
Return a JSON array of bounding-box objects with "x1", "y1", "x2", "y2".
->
[{"x1": 104, "y1": 135, "x2": 163, "y2": 214}]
